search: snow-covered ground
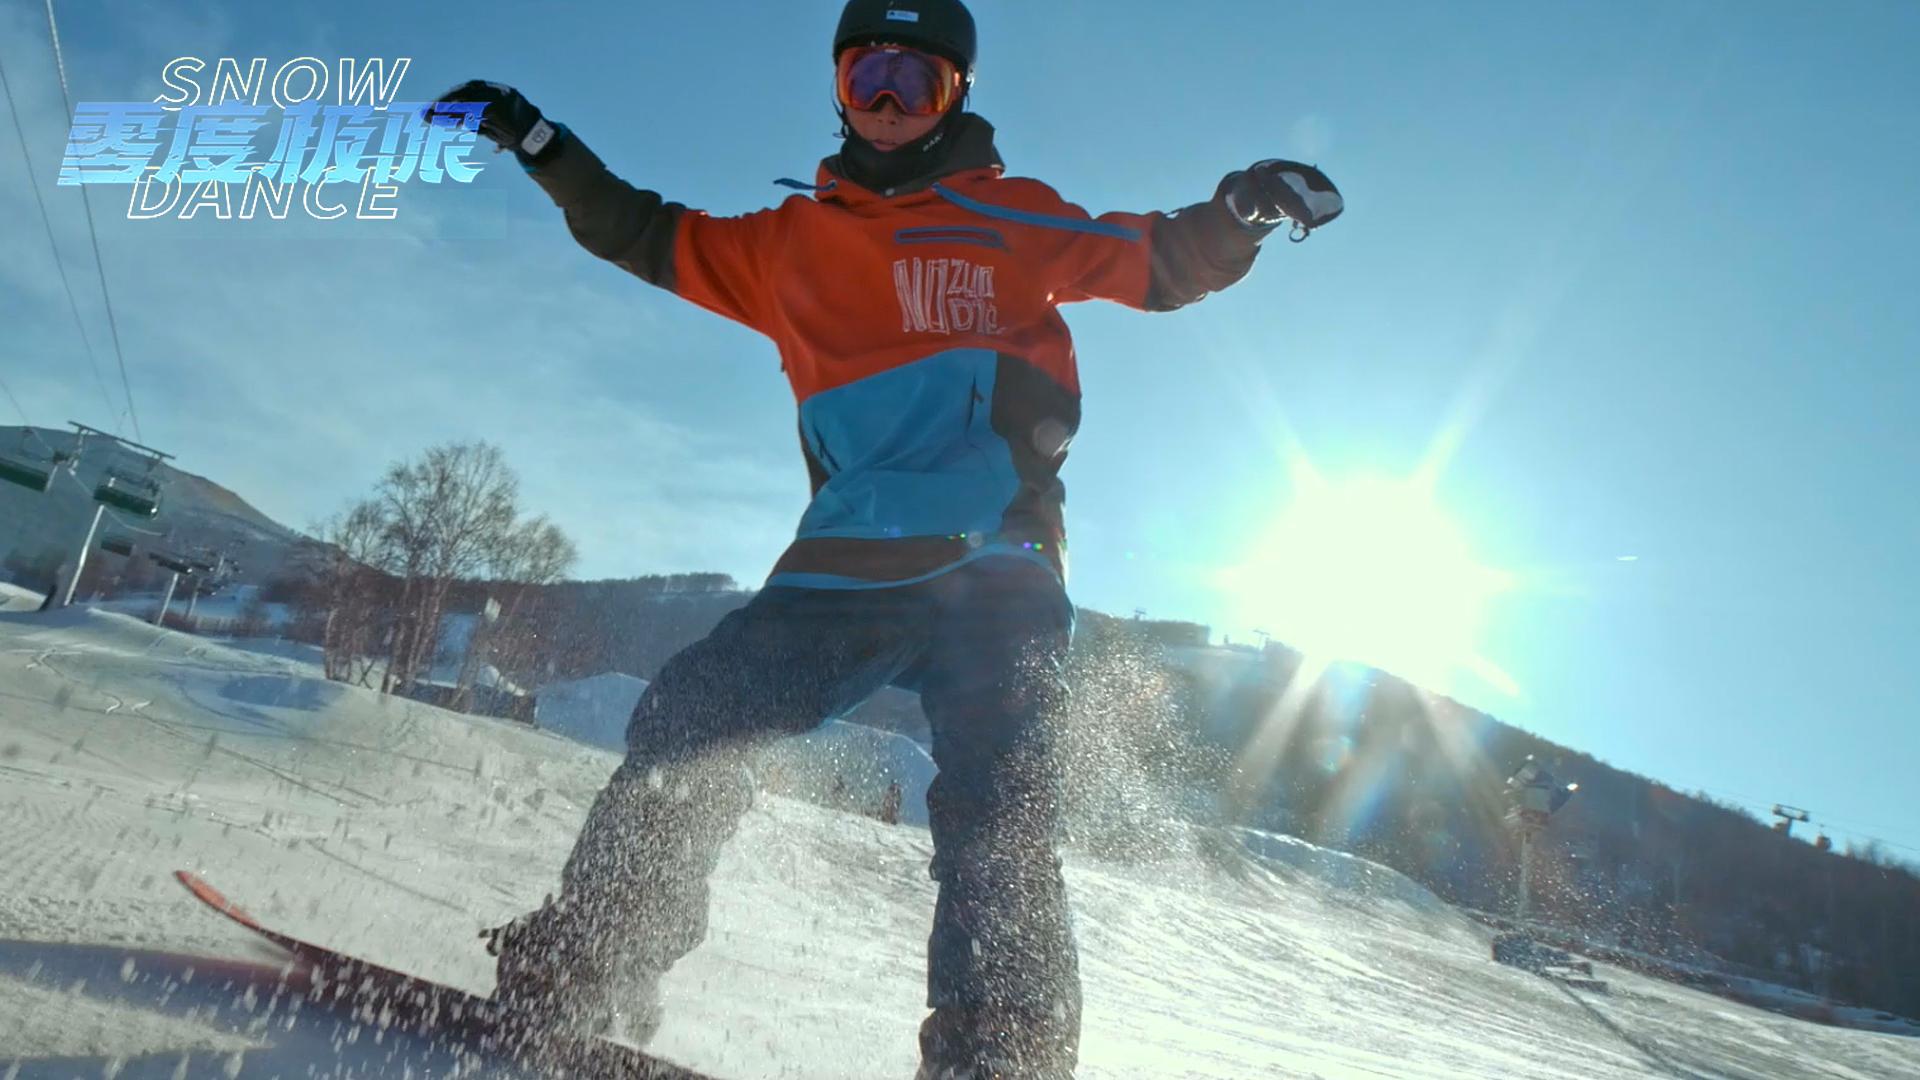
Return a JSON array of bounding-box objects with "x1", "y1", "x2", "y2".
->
[
  {"x1": 1, "y1": 609, "x2": 1915, "y2": 1078},
  {"x1": 535, "y1": 671, "x2": 651, "y2": 749},
  {"x1": 761, "y1": 719, "x2": 936, "y2": 827},
  {"x1": 0, "y1": 582, "x2": 44, "y2": 612},
  {"x1": 92, "y1": 585, "x2": 292, "y2": 632},
  {"x1": 534, "y1": 671, "x2": 936, "y2": 827}
]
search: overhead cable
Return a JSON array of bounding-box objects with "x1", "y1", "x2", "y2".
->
[
  {"x1": 0, "y1": 49, "x2": 120, "y2": 426},
  {"x1": 40, "y1": 0, "x2": 143, "y2": 441}
]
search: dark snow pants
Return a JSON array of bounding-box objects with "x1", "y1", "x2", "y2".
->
[{"x1": 520, "y1": 555, "x2": 1081, "y2": 1068}]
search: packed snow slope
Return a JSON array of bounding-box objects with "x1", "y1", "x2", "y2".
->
[
  {"x1": 0, "y1": 582, "x2": 44, "y2": 613},
  {"x1": 0, "y1": 610, "x2": 1915, "y2": 1079}
]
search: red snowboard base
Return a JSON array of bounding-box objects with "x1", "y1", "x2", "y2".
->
[{"x1": 174, "y1": 869, "x2": 716, "y2": 1079}]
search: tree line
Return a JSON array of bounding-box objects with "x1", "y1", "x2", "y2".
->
[{"x1": 284, "y1": 440, "x2": 578, "y2": 707}]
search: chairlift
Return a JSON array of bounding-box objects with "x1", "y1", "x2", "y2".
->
[
  {"x1": 147, "y1": 551, "x2": 196, "y2": 627},
  {"x1": 1506, "y1": 756, "x2": 1578, "y2": 821},
  {"x1": 0, "y1": 436, "x2": 70, "y2": 493},
  {"x1": 95, "y1": 469, "x2": 162, "y2": 517},
  {"x1": 100, "y1": 535, "x2": 136, "y2": 557},
  {"x1": 149, "y1": 552, "x2": 196, "y2": 575}
]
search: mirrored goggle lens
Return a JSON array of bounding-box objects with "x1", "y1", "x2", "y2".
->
[{"x1": 837, "y1": 46, "x2": 957, "y2": 116}]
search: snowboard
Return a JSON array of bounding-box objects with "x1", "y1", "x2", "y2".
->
[{"x1": 175, "y1": 869, "x2": 717, "y2": 1079}]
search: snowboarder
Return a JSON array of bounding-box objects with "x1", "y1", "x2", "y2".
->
[{"x1": 431, "y1": 1, "x2": 1341, "y2": 1076}]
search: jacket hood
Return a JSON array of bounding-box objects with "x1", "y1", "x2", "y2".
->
[{"x1": 817, "y1": 113, "x2": 1004, "y2": 205}]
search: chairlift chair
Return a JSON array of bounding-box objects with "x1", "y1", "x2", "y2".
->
[
  {"x1": 149, "y1": 552, "x2": 196, "y2": 575},
  {"x1": 147, "y1": 551, "x2": 195, "y2": 627},
  {"x1": 0, "y1": 436, "x2": 70, "y2": 493},
  {"x1": 100, "y1": 535, "x2": 136, "y2": 557},
  {"x1": 95, "y1": 469, "x2": 163, "y2": 517}
]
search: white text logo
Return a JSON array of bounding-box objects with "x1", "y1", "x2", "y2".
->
[{"x1": 893, "y1": 257, "x2": 1001, "y2": 336}]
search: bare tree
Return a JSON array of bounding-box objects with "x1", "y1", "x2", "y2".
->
[
  {"x1": 451, "y1": 515, "x2": 579, "y2": 711},
  {"x1": 300, "y1": 440, "x2": 580, "y2": 715},
  {"x1": 372, "y1": 442, "x2": 519, "y2": 694},
  {"x1": 497, "y1": 516, "x2": 579, "y2": 588},
  {"x1": 482, "y1": 516, "x2": 579, "y2": 686},
  {"x1": 311, "y1": 501, "x2": 392, "y2": 685}
]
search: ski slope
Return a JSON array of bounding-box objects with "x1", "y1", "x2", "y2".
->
[
  {"x1": 0, "y1": 609, "x2": 1915, "y2": 1078},
  {"x1": 0, "y1": 582, "x2": 45, "y2": 613}
]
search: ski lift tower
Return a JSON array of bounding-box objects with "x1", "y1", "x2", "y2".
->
[
  {"x1": 178, "y1": 545, "x2": 243, "y2": 622},
  {"x1": 59, "y1": 422, "x2": 173, "y2": 608},
  {"x1": 148, "y1": 552, "x2": 197, "y2": 626},
  {"x1": 1505, "y1": 756, "x2": 1579, "y2": 922},
  {"x1": 1772, "y1": 804, "x2": 1811, "y2": 839},
  {"x1": 181, "y1": 554, "x2": 218, "y2": 621}
]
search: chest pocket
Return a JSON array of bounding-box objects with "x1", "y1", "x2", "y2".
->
[{"x1": 894, "y1": 226, "x2": 1008, "y2": 251}]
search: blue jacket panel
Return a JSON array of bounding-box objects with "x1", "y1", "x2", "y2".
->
[{"x1": 795, "y1": 348, "x2": 1020, "y2": 543}]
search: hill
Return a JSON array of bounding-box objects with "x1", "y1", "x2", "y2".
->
[{"x1": 0, "y1": 424, "x2": 320, "y2": 597}]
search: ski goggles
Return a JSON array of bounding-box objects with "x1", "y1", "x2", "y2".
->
[{"x1": 835, "y1": 44, "x2": 964, "y2": 117}]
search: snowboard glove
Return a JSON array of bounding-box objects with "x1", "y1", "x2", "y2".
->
[
  {"x1": 422, "y1": 80, "x2": 563, "y2": 167},
  {"x1": 1221, "y1": 159, "x2": 1344, "y2": 242}
]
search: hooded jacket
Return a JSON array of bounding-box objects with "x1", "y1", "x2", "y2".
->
[{"x1": 528, "y1": 114, "x2": 1262, "y2": 589}]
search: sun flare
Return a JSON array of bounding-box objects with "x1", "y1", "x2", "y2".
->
[{"x1": 1220, "y1": 466, "x2": 1515, "y2": 694}]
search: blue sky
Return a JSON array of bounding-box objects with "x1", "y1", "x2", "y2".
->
[{"x1": 3, "y1": 1, "x2": 1918, "y2": 858}]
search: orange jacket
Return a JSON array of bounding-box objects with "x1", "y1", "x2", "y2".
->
[{"x1": 531, "y1": 115, "x2": 1263, "y2": 588}]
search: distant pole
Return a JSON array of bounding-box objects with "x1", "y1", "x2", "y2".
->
[
  {"x1": 1517, "y1": 828, "x2": 1537, "y2": 920},
  {"x1": 1823, "y1": 859, "x2": 1838, "y2": 999},
  {"x1": 60, "y1": 504, "x2": 107, "y2": 607},
  {"x1": 152, "y1": 571, "x2": 180, "y2": 626}
]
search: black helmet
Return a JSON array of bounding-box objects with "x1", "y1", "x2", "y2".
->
[{"x1": 834, "y1": 0, "x2": 976, "y2": 74}]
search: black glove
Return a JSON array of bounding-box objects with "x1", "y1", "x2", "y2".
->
[
  {"x1": 1221, "y1": 160, "x2": 1343, "y2": 241},
  {"x1": 422, "y1": 80, "x2": 562, "y2": 166}
]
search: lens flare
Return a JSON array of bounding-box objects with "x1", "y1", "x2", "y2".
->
[
  {"x1": 1216, "y1": 455, "x2": 1526, "y2": 829},
  {"x1": 1218, "y1": 465, "x2": 1514, "y2": 695}
]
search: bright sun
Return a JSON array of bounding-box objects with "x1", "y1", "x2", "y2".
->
[{"x1": 1219, "y1": 466, "x2": 1516, "y2": 695}]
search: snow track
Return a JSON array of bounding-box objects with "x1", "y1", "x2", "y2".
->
[{"x1": 1, "y1": 608, "x2": 1915, "y2": 1078}]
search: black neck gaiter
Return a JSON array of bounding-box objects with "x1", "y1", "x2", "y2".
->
[{"x1": 838, "y1": 110, "x2": 963, "y2": 193}]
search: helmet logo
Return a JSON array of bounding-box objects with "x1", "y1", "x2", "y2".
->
[{"x1": 886, "y1": 10, "x2": 921, "y2": 21}]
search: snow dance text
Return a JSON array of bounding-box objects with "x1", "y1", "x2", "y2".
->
[{"x1": 57, "y1": 57, "x2": 493, "y2": 221}]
